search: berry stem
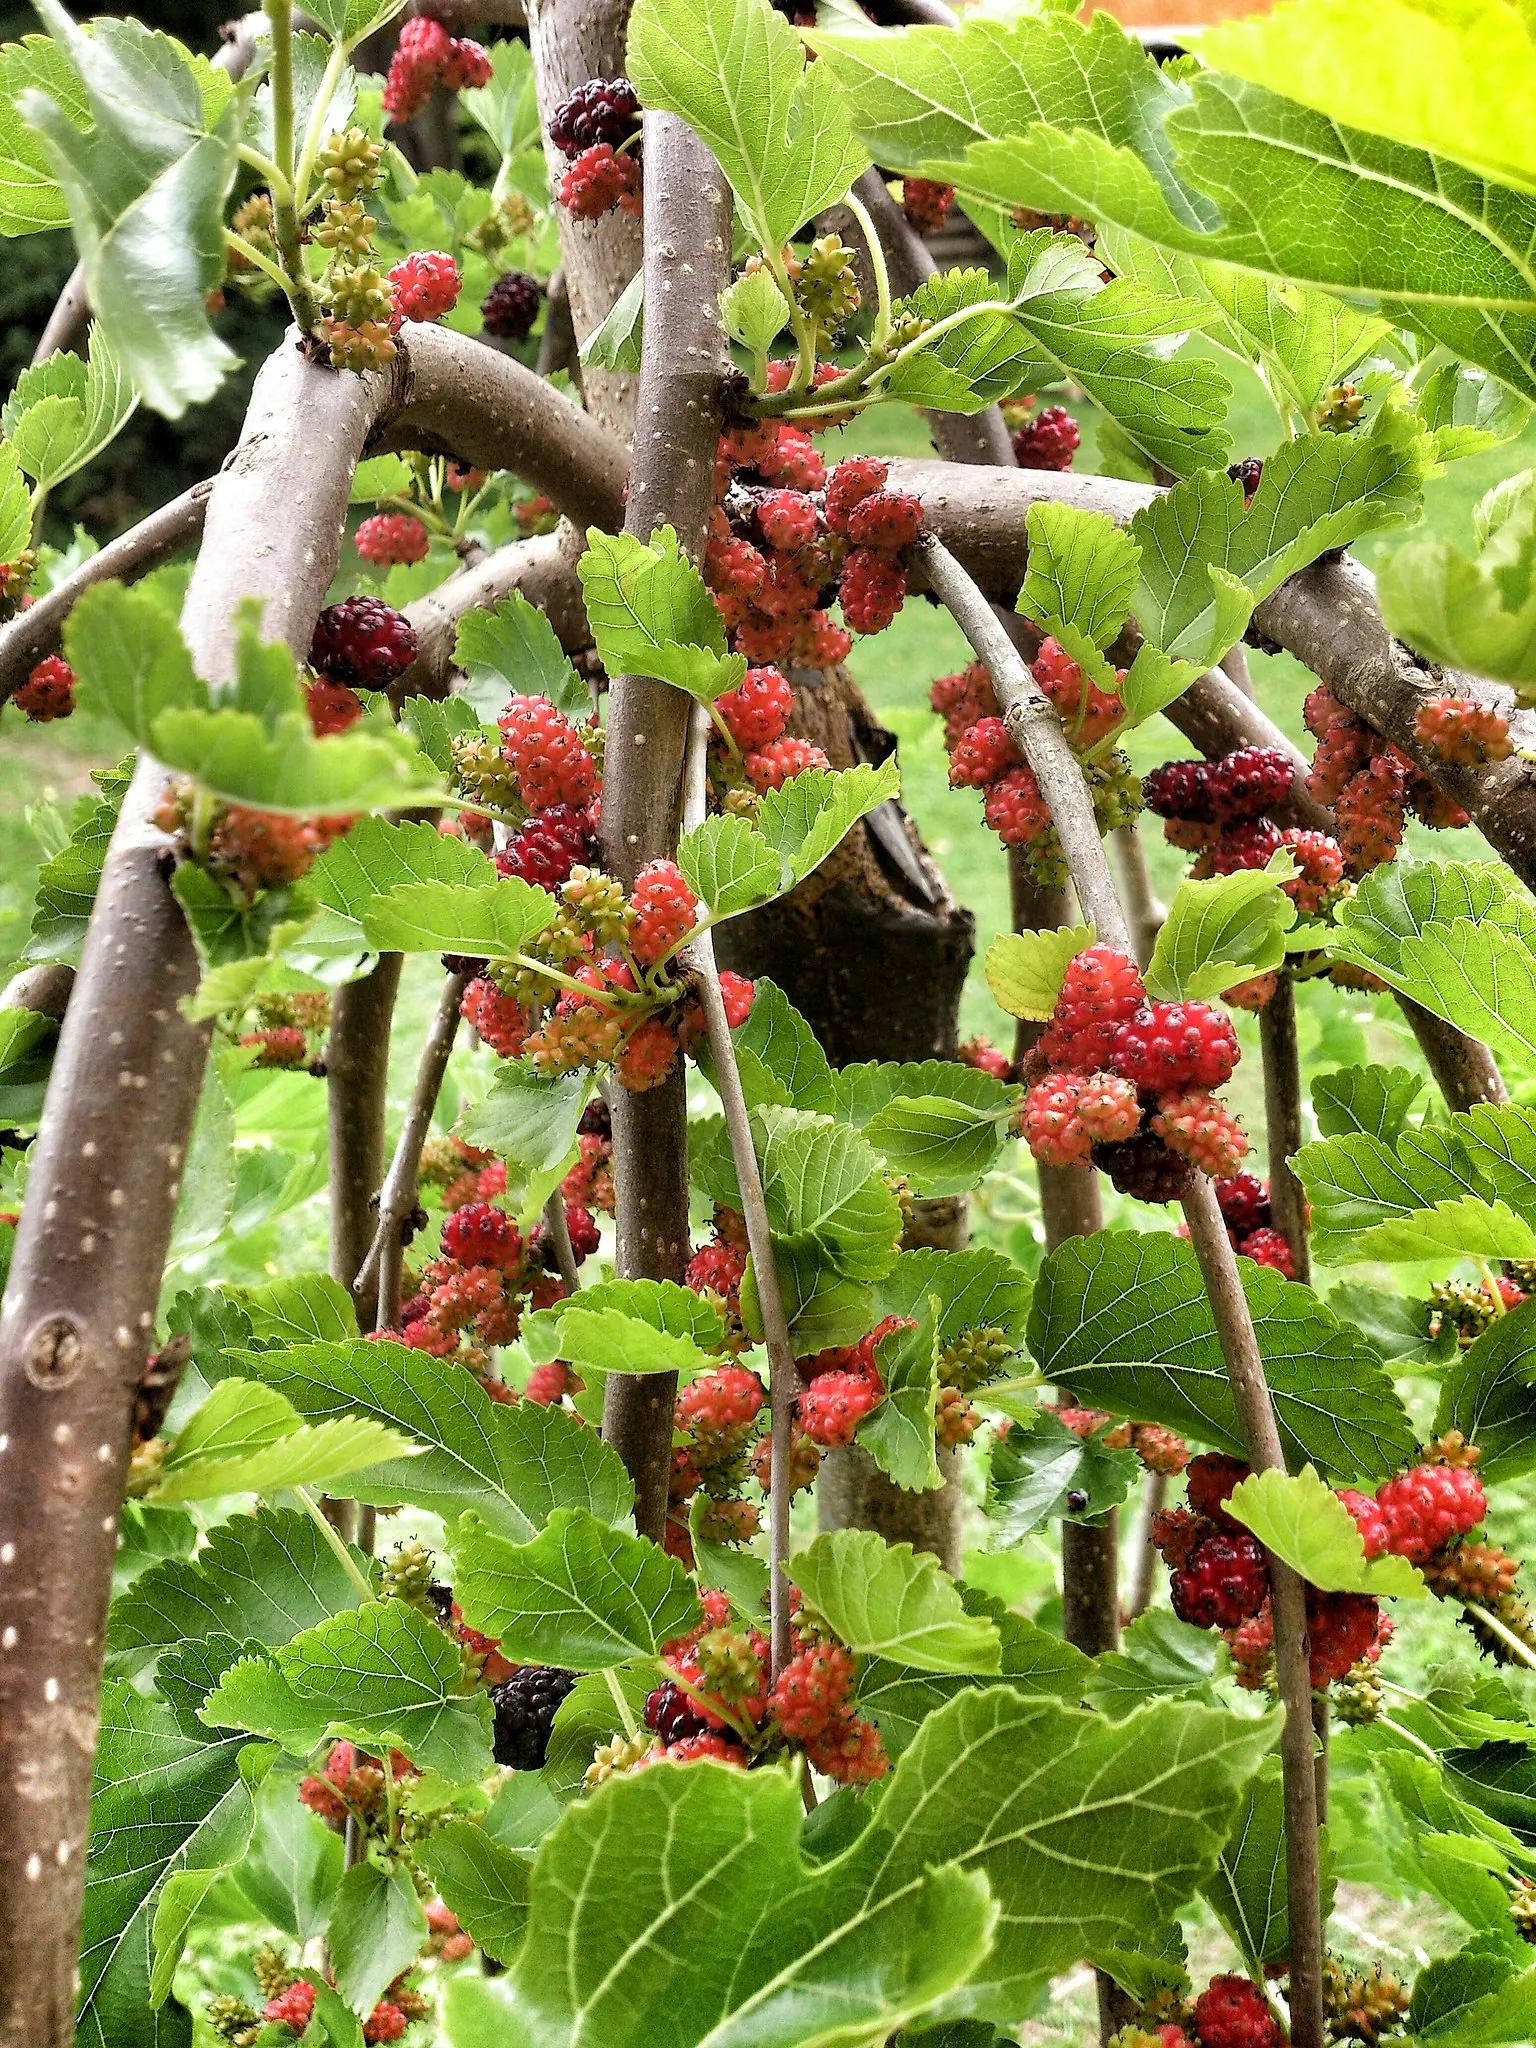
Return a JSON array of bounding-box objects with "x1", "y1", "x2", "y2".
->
[
  {"x1": 352, "y1": 967, "x2": 471, "y2": 1328},
  {"x1": 293, "y1": 1486, "x2": 375, "y2": 1605},
  {"x1": 1477, "y1": 1259, "x2": 1509, "y2": 1317},
  {"x1": 235, "y1": 143, "x2": 289, "y2": 200},
  {"x1": 680, "y1": 702, "x2": 798, "y2": 1682},
  {"x1": 222, "y1": 228, "x2": 293, "y2": 296},
  {"x1": 842, "y1": 188, "x2": 894, "y2": 350},
  {"x1": 656, "y1": 1658, "x2": 757, "y2": 1746},
  {"x1": 260, "y1": 0, "x2": 320, "y2": 331},
  {"x1": 1257, "y1": 976, "x2": 1312, "y2": 1285},
  {"x1": 290, "y1": 33, "x2": 351, "y2": 217},
  {"x1": 604, "y1": 1667, "x2": 639, "y2": 1741}
]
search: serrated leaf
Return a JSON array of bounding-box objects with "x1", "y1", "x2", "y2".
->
[
  {"x1": 578, "y1": 526, "x2": 745, "y2": 700},
  {"x1": 627, "y1": 0, "x2": 869, "y2": 246},
  {"x1": 22, "y1": 0, "x2": 240, "y2": 416},
  {"x1": 65, "y1": 577, "x2": 202, "y2": 744},
  {"x1": 1331, "y1": 1281, "x2": 1456, "y2": 1369},
  {"x1": 985, "y1": 924, "x2": 1095, "y2": 1021},
  {"x1": 580, "y1": 266, "x2": 645, "y2": 374},
  {"x1": 1145, "y1": 858, "x2": 1298, "y2": 1001},
  {"x1": 361, "y1": 875, "x2": 556, "y2": 956},
  {"x1": 414, "y1": 1822, "x2": 531, "y2": 1965},
  {"x1": 233, "y1": 1338, "x2": 634, "y2": 1540},
  {"x1": 856, "y1": 1583, "x2": 1091, "y2": 1757},
  {"x1": 740, "y1": 1239, "x2": 873, "y2": 1356},
  {"x1": 986, "y1": 1408, "x2": 1139, "y2": 1544},
  {"x1": 1378, "y1": 494, "x2": 1536, "y2": 690},
  {"x1": 863, "y1": 1091, "x2": 1012, "y2": 1198},
  {"x1": 1226, "y1": 1465, "x2": 1426, "y2": 1598},
  {"x1": 1029, "y1": 1230, "x2": 1416, "y2": 1481},
  {"x1": 328, "y1": 1861, "x2": 430, "y2": 2019},
  {"x1": 677, "y1": 811, "x2": 786, "y2": 918},
  {"x1": 788, "y1": 1528, "x2": 1002, "y2": 1672},
  {"x1": 1018, "y1": 502, "x2": 1139, "y2": 651},
  {"x1": 0, "y1": 31, "x2": 89, "y2": 234},
  {"x1": 232, "y1": 1761, "x2": 344, "y2": 1940},
  {"x1": 1116, "y1": 641, "x2": 1205, "y2": 726},
  {"x1": 546, "y1": 1306, "x2": 722, "y2": 1379},
  {"x1": 456, "y1": 1063, "x2": 593, "y2": 1173},
  {"x1": 151, "y1": 1376, "x2": 419, "y2": 1502},
  {"x1": 762, "y1": 1111, "x2": 902, "y2": 1281},
  {"x1": 1085, "y1": 1609, "x2": 1220, "y2": 1720},
  {"x1": 1, "y1": 325, "x2": 136, "y2": 491},
  {"x1": 1436, "y1": 1300, "x2": 1536, "y2": 1481},
  {"x1": 78, "y1": 1685, "x2": 263, "y2": 2048},
  {"x1": 1330, "y1": 857, "x2": 1524, "y2": 982},
  {"x1": 349, "y1": 453, "x2": 415, "y2": 507},
  {"x1": 453, "y1": 592, "x2": 589, "y2": 720},
  {"x1": 688, "y1": 1491, "x2": 772, "y2": 1614},
  {"x1": 754, "y1": 758, "x2": 902, "y2": 884},
  {"x1": 106, "y1": 1505, "x2": 373, "y2": 1678},
  {"x1": 453, "y1": 1507, "x2": 700, "y2": 1669},
  {"x1": 713, "y1": 978, "x2": 835, "y2": 1114},
  {"x1": 0, "y1": 443, "x2": 30, "y2": 572},
  {"x1": 1201, "y1": 1758, "x2": 1336, "y2": 1973},
  {"x1": 454, "y1": 1762, "x2": 993, "y2": 2048},
  {"x1": 232, "y1": 1271, "x2": 358, "y2": 1344},
  {"x1": 307, "y1": 815, "x2": 494, "y2": 926},
  {"x1": 458, "y1": 35, "x2": 538, "y2": 164},
  {"x1": 720, "y1": 265, "x2": 789, "y2": 352},
  {"x1": 855, "y1": 1296, "x2": 942, "y2": 1491},
  {"x1": 1409, "y1": 1944, "x2": 1536, "y2": 2042},
  {"x1": 154, "y1": 702, "x2": 449, "y2": 816},
  {"x1": 1312, "y1": 1064, "x2": 1425, "y2": 1144}
]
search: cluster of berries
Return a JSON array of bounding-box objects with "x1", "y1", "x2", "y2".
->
[
  {"x1": 628, "y1": 1589, "x2": 888, "y2": 1783},
  {"x1": 704, "y1": 662, "x2": 814, "y2": 800},
  {"x1": 1056, "y1": 1405, "x2": 1190, "y2": 1476},
  {"x1": 1001, "y1": 393, "x2": 1082, "y2": 471},
  {"x1": 0, "y1": 549, "x2": 36, "y2": 621},
  {"x1": 481, "y1": 269, "x2": 544, "y2": 340},
  {"x1": 957, "y1": 1034, "x2": 1012, "y2": 1081},
  {"x1": 1153, "y1": 1454, "x2": 1390, "y2": 1691},
  {"x1": 1181, "y1": 1171, "x2": 1300, "y2": 1278},
  {"x1": 932, "y1": 645, "x2": 1140, "y2": 881},
  {"x1": 1018, "y1": 945, "x2": 1247, "y2": 1198},
  {"x1": 357, "y1": 511, "x2": 431, "y2": 566},
  {"x1": 900, "y1": 177, "x2": 955, "y2": 234},
  {"x1": 211, "y1": 1940, "x2": 430, "y2": 2046},
  {"x1": 14, "y1": 653, "x2": 75, "y2": 722},
  {"x1": 704, "y1": 446, "x2": 921, "y2": 703},
  {"x1": 1413, "y1": 691, "x2": 1514, "y2": 768},
  {"x1": 1108, "y1": 1972, "x2": 1284, "y2": 2048},
  {"x1": 1427, "y1": 1266, "x2": 1529, "y2": 1348},
  {"x1": 1305, "y1": 684, "x2": 1469, "y2": 874},
  {"x1": 235, "y1": 988, "x2": 331, "y2": 1071},
  {"x1": 548, "y1": 76, "x2": 643, "y2": 220},
  {"x1": 382, "y1": 16, "x2": 492, "y2": 125}
]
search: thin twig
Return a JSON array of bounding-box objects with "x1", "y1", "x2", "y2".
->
[
  {"x1": 294, "y1": 1487, "x2": 375, "y2": 1604},
  {"x1": 1110, "y1": 821, "x2": 1165, "y2": 971},
  {"x1": 680, "y1": 702, "x2": 797, "y2": 1680},
  {"x1": 543, "y1": 1191, "x2": 583, "y2": 1298},
  {"x1": 924, "y1": 529, "x2": 1325, "y2": 2048},
  {"x1": 352, "y1": 967, "x2": 470, "y2": 1329},
  {"x1": 1258, "y1": 977, "x2": 1311, "y2": 1286}
]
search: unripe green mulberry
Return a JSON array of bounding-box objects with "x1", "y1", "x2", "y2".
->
[
  {"x1": 797, "y1": 235, "x2": 861, "y2": 329},
  {"x1": 937, "y1": 1324, "x2": 1014, "y2": 1392},
  {"x1": 451, "y1": 731, "x2": 524, "y2": 815},
  {"x1": 314, "y1": 196, "x2": 377, "y2": 255},
  {"x1": 315, "y1": 126, "x2": 384, "y2": 199}
]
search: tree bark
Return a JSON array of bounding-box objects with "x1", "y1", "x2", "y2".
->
[
  {"x1": 327, "y1": 954, "x2": 406, "y2": 1315},
  {"x1": 594, "y1": 112, "x2": 732, "y2": 1540},
  {"x1": 1258, "y1": 978, "x2": 1311, "y2": 1287}
]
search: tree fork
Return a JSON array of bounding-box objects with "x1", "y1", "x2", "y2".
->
[
  {"x1": 918, "y1": 530, "x2": 1327, "y2": 2048},
  {"x1": 595, "y1": 111, "x2": 732, "y2": 1539}
]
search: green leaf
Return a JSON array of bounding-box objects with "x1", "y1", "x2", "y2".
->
[
  {"x1": 327, "y1": 1860, "x2": 430, "y2": 2019},
  {"x1": 349, "y1": 453, "x2": 415, "y2": 507},
  {"x1": 1201, "y1": 1759, "x2": 1336, "y2": 1973},
  {"x1": 458, "y1": 36, "x2": 538, "y2": 165},
  {"x1": 787, "y1": 1529, "x2": 1003, "y2": 1673},
  {"x1": 627, "y1": 0, "x2": 869, "y2": 246},
  {"x1": 577, "y1": 526, "x2": 744, "y2": 700},
  {"x1": 986, "y1": 1408, "x2": 1140, "y2": 1544},
  {"x1": 1312, "y1": 1063, "x2": 1425, "y2": 1144},
  {"x1": 720, "y1": 265, "x2": 790, "y2": 352},
  {"x1": 151, "y1": 1376, "x2": 419, "y2": 1502},
  {"x1": 676, "y1": 811, "x2": 786, "y2": 918},
  {"x1": 1225, "y1": 1465, "x2": 1426, "y2": 1598},
  {"x1": 856, "y1": 1583, "x2": 1091, "y2": 1758},
  {"x1": 984, "y1": 924, "x2": 1095, "y2": 1022},
  {"x1": 1378, "y1": 488, "x2": 1536, "y2": 691},
  {"x1": 1, "y1": 325, "x2": 136, "y2": 492},
  {"x1": 688, "y1": 1491, "x2": 772, "y2": 1613},
  {"x1": 864, "y1": 1690, "x2": 1279, "y2": 2013},
  {"x1": 0, "y1": 31, "x2": 90, "y2": 233},
  {"x1": 414, "y1": 1822, "x2": 531, "y2": 1965},
  {"x1": 453, "y1": 592, "x2": 589, "y2": 721},
  {"x1": 855, "y1": 1298, "x2": 943, "y2": 1492},
  {"x1": 1331, "y1": 1281, "x2": 1457, "y2": 1369},
  {"x1": 762, "y1": 1110, "x2": 903, "y2": 1281},
  {"x1": 1197, "y1": 0, "x2": 1536, "y2": 200},
  {"x1": 546, "y1": 1305, "x2": 722, "y2": 1380},
  {"x1": 233, "y1": 1271, "x2": 359, "y2": 1344},
  {"x1": 741, "y1": 1238, "x2": 873, "y2": 1355},
  {"x1": 77, "y1": 1684, "x2": 259, "y2": 2048},
  {"x1": 875, "y1": 1246, "x2": 1032, "y2": 1353},
  {"x1": 1029, "y1": 1230, "x2": 1416, "y2": 1481},
  {"x1": 21, "y1": 0, "x2": 239, "y2": 416},
  {"x1": 1436, "y1": 1300, "x2": 1536, "y2": 1481},
  {"x1": 1330, "y1": 857, "x2": 1523, "y2": 982},
  {"x1": 1144, "y1": 858, "x2": 1298, "y2": 1001},
  {"x1": 541, "y1": 1669, "x2": 655, "y2": 1802},
  {"x1": 755, "y1": 758, "x2": 903, "y2": 885},
  {"x1": 65, "y1": 578, "x2": 202, "y2": 744},
  {"x1": 234, "y1": 1338, "x2": 634, "y2": 1540},
  {"x1": 154, "y1": 702, "x2": 449, "y2": 817},
  {"x1": 454, "y1": 1762, "x2": 993, "y2": 2048},
  {"x1": 456, "y1": 1063, "x2": 594, "y2": 1173},
  {"x1": 307, "y1": 814, "x2": 494, "y2": 928},
  {"x1": 106, "y1": 1505, "x2": 373, "y2": 1678},
  {"x1": 1085, "y1": 1609, "x2": 1220, "y2": 1720},
  {"x1": 862, "y1": 1089, "x2": 1013, "y2": 1198},
  {"x1": 1409, "y1": 1945, "x2": 1536, "y2": 2043},
  {"x1": 1018, "y1": 502, "x2": 1139, "y2": 651},
  {"x1": 204, "y1": 1600, "x2": 495, "y2": 1781},
  {"x1": 579, "y1": 266, "x2": 645, "y2": 374},
  {"x1": 715, "y1": 978, "x2": 835, "y2": 1115},
  {"x1": 452, "y1": 1507, "x2": 701, "y2": 1669},
  {"x1": 231, "y1": 1761, "x2": 343, "y2": 1939},
  {"x1": 361, "y1": 875, "x2": 556, "y2": 956},
  {"x1": 524, "y1": 1279, "x2": 726, "y2": 1366}
]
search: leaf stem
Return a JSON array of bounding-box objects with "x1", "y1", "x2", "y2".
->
[
  {"x1": 843, "y1": 188, "x2": 893, "y2": 350},
  {"x1": 237, "y1": 144, "x2": 290, "y2": 199},
  {"x1": 604, "y1": 1666, "x2": 638, "y2": 1740},
  {"x1": 542, "y1": 1190, "x2": 582, "y2": 1298},
  {"x1": 294, "y1": 1485, "x2": 375, "y2": 1603},
  {"x1": 680, "y1": 700, "x2": 798, "y2": 1682},
  {"x1": 291, "y1": 32, "x2": 351, "y2": 216},
  {"x1": 223, "y1": 228, "x2": 295, "y2": 297},
  {"x1": 261, "y1": 0, "x2": 320, "y2": 330}
]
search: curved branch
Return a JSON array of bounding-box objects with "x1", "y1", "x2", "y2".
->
[{"x1": 393, "y1": 527, "x2": 591, "y2": 705}]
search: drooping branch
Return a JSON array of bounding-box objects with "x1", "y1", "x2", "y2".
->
[
  {"x1": 593, "y1": 112, "x2": 732, "y2": 1540},
  {"x1": 0, "y1": 335, "x2": 384, "y2": 2048},
  {"x1": 353, "y1": 967, "x2": 472, "y2": 1328},
  {"x1": 681, "y1": 703, "x2": 798, "y2": 1679},
  {"x1": 1399, "y1": 998, "x2": 1506, "y2": 1111},
  {"x1": 917, "y1": 529, "x2": 1326, "y2": 2048}
]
